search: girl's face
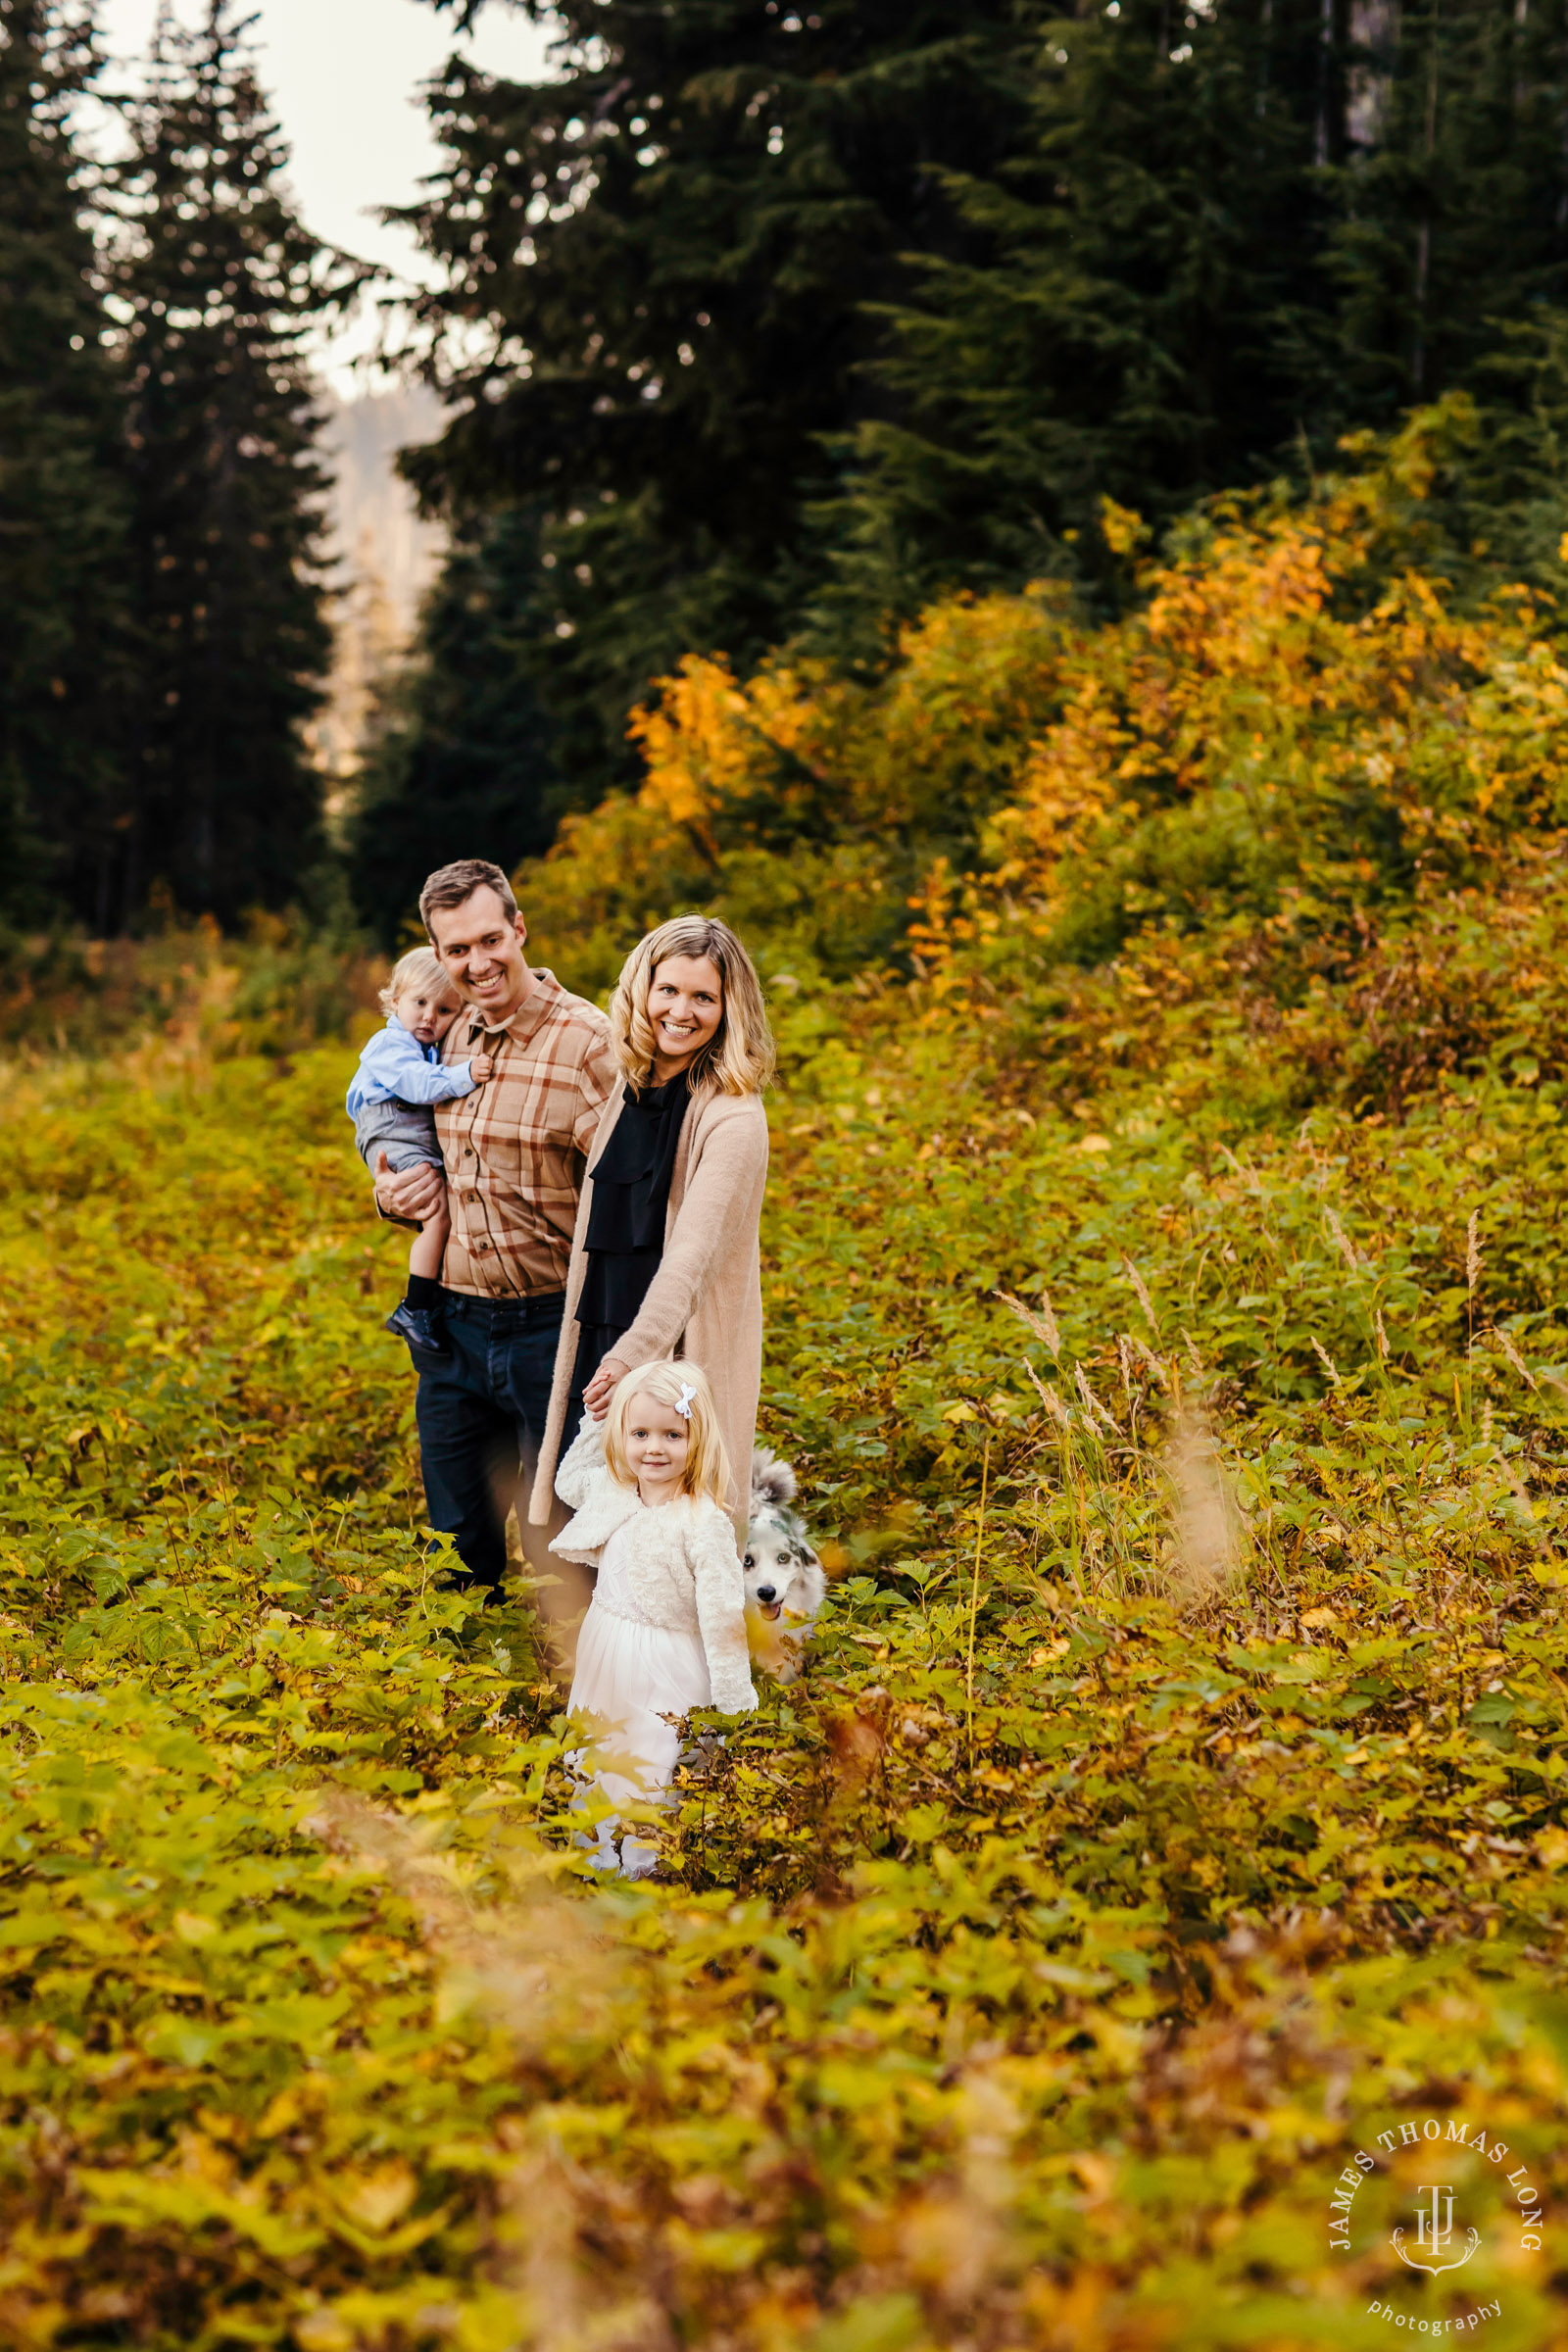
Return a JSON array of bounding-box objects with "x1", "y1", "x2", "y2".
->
[
  {"x1": 394, "y1": 984, "x2": 463, "y2": 1049},
  {"x1": 624, "y1": 1393, "x2": 692, "y2": 1502},
  {"x1": 647, "y1": 954, "x2": 723, "y2": 1076}
]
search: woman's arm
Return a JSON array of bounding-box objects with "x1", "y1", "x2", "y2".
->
[
  {"x1": 614, "y1": 1103, "x2": 768, "y2": 1370},
  {"x1": 689, "y1": 1506, "x2": 758, "y2": 1715}
]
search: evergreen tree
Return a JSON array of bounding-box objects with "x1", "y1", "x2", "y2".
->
[
  {"x1": 390, "y1": 0, "x2": 1568, "y2": 852},
  {"x1": 815, "y1": 0, "x2": 1330, "y2": 614},
  {"x1": 398, "y1": 0, "x2": 1036, "y2": 792},
  {"x1": 1322, "y1": 0, "x2": 1568, "y2": 420},
  {"x1": 0, "y1": 0, "x2": 131, "y2": 929},
  {"x1": 112, "y1": 0, "x2": 339, "y2": 924},
  {"x1": 348, "y1": 507, "x2": 562, "y2": 948},
  {"x1": 832, "y1": 0, "x2": 1568, "y2": 617}
]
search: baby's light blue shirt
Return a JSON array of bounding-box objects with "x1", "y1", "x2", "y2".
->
[{"x1": 345, "y1": 1014, "x2": 478, "y2": 1117}]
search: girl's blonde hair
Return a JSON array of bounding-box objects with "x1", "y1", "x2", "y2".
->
[
  {"x1": 610, "y1": 915, "x2": 775, "y2": 1097},
  {"x1": 603, "y1": 1359, "x2": 732, "y2": 1507},
  {"x1": 378, "y1": 947, "x2": 459, "y2": 1018}
]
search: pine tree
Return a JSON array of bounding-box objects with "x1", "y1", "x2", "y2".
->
[
  {"x1": 112, "y1": 0, "x2": 339, "y2": 924},
  {"x1": 398, "y1": 0, "x2": 1037, "y2": 792},
  {"x1": 832, "y1": 0, "x2": 1568, "y2": 620},
  {"x1": 1322, "y1": 0, "x2": 1568, "y2": 422},
  {"x1": 348, "y1": 507, "x2": 562, "y2": 948},
  {"x1": 819, "y1": 0, "x2": 1331, "y2": 615},
  {"x1": 823, "y1": 0, "x2": 1337, "y2": 615},
  {"x1": 397, "y1": 0, "x2": 1568, "y2": 824},
  {"x1": 0, "y1": 0, "x2": 131, "y2": 929}
]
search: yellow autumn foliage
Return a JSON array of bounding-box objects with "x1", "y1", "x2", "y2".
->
[
  {"x1": 526, "y1": 414, "x2": 1568, "y2": 1020},
  {"x1": 525, "y1": 586, "x2": 1072, "y2": 991}
]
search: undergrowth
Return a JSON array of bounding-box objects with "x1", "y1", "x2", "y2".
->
[{"x1": 4, "y1": 429, "x2": 1568, "y2": 2347}]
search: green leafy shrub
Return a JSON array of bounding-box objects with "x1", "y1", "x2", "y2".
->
[{"x1": 5, "y1": 434, "x2": 1568, "y2": 2345}]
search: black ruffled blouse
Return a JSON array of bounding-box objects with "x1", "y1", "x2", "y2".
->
[{"x1": 575, "y1": 1076, "x2": 690, "y2": 1340}]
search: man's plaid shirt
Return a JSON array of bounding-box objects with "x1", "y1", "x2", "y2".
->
[{"x1": 433, "y1": 968, "x2": 616, "y2": 1298}]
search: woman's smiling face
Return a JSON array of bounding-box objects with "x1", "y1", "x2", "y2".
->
[{"x1": 648, "y1": 954, "x2": 723, "y2": 1078}]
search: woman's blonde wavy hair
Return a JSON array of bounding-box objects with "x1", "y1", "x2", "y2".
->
[
  {"x1": 610, "y1": 915, "x2": 775, "y2": 1097},
  {"x1": 603, "y1": 1359, "x2": 732, "y2": 1507}
]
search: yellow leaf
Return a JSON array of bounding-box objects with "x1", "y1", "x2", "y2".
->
[
  {"x1": 1100, "y1": 498, "x2": 1149, "y2": 558},
  {"x1": 172, "y1": 1909, "x2": 218, "y2": 1944},
  {"x1": 294, "y1": 2314, "x2": 353, "y2": 2352},
  {"x1": 259, "y1": 2086, "x2": 301, "y2": 2136},
  {"x1": 334, "y1": 2160, "x2": 417, "y2": 2235}
]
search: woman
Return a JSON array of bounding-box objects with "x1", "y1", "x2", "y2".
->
[{"x1": 528, "y1": 914, "x2": 774, "y2": 1538}]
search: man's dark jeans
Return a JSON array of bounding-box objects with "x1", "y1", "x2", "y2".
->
[{"x1": 416, "y1": 1288, "x2": 569, "y2": 1592}]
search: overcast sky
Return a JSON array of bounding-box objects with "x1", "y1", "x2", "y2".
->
[{"x1": 95, "y1": 0, "x2": 556, "y2": 389}]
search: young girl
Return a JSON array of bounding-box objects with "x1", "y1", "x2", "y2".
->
[
  {"x1": 553, "y1": 1359, "x2": 758, "y2": 1876},
  {"x1": 345, "y1": 947, "x2": 492, "y2": 1358}
]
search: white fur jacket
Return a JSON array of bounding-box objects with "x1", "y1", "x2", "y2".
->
[{"x1": 551, "y1": 1419, "x2": 758, "y2": 1716}]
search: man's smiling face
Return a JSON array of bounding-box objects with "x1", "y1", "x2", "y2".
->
[{"x1": 427, "y1": 885, "x2": 531, "y2": 1020}]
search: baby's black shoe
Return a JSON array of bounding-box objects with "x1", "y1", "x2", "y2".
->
[{"x1": 385, "y1": 1300, "x2": 452, "y2": 1359}]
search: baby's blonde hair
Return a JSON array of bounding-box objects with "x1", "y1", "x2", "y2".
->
[
  {"x1": 378, "y1": 947, "x2": 459, "y2": 1019},
  {"x1": 603, "y1": 1359, "x2": 731, "y2": 1507}
]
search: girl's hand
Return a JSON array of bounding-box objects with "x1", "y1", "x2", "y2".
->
[
  {"x1": 583, "y1": 1354, "x2": 630, "y2": 1421},
  {"x1": 468, "y1": 1052, "x2": 495, "y2": 1083}
]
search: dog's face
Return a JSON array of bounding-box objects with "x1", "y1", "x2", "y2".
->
[{"x1": 743, "y1": 1512, "x2": 820, "y2": 1621}]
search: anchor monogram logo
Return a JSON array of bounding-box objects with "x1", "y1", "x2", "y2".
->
[{"x1": 1391, "y1": 2183, "x2": 1480, "y2": 2277}]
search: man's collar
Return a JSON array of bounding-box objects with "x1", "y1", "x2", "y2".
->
[{"x1": 464, "y1": 966, "x2": 561, "y2": 1043}]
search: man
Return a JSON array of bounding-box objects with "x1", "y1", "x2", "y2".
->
[{"x1": 374, "y1": 858, "x2": 616, "y2": 1597}]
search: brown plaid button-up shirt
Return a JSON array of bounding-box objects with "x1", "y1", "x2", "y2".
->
[{"x1": 433, "y1": 968, "x2": 616, "y2": 1298}]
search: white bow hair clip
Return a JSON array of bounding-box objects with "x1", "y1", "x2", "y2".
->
[{"x1": 675, "y1": 1382, "x2": 696, "y2": 1420}]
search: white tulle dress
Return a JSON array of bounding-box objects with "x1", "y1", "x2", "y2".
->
[
  {"x1": 551, "y1": 1416, "x2": 756, "y2": 1878},
  {"x1": 567, "y1": 1507, "x2": 714, "y2": 1875}
]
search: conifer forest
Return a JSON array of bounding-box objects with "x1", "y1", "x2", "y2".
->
[{"x1": 9, "y1": 0, "x2": 1568, "y2": 2345}]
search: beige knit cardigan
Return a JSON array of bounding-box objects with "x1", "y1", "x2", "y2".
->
[{"x1": 527, "y1": 1083, "x2": 769, "y2": 1537}]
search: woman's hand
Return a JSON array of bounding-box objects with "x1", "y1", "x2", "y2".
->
[{"x1": 583, "y1": 1353, "x2": 631, "y2": 1420}]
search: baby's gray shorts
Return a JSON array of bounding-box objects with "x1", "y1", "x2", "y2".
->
[{"x1": 353, "y1": 1097, "x2": 445, "y2": 1175}]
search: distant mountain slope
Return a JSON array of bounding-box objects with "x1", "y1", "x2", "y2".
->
[
  {"x1": 313, "y1": 384, "x2": 447, "y2": 792},
  {"x1": 319, "y1": 384, "x2": 446, "y2": 632}
]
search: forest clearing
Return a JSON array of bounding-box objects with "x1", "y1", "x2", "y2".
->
[{"x1": 5, "y1": 436, "x2": 1568, "y2": 2347}]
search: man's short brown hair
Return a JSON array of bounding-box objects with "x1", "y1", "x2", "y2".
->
[{"x1": 418, "y1": 859, "x2": 520, "y2": 941}]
